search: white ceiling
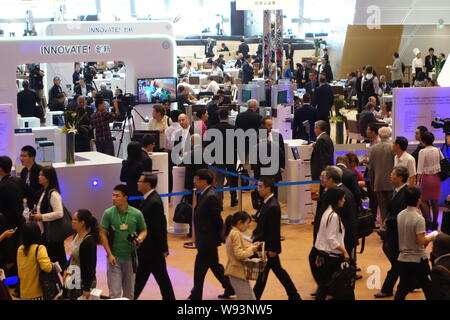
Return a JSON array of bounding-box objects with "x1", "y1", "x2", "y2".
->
[{"x1": 353, "y1": 0, "x2": 450, "y2": 25}]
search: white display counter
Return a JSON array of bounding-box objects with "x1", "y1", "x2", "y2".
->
[{"x1": 53, "y1": 152, "x2": 123, "y2": 220}]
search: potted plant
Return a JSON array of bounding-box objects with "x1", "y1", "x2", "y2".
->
[
  {"x1": 434, "y1": 59, "x2": 443, "y2": 78},
  {"x1": 331, "y1": 95, "x2": 348, "y2": 144},
  {"x1": 313, "y1": 38, "x2": 327, "y2": 58},
  {"x1": 61, "y1": 110, "x2": 86, "y2": 164}
]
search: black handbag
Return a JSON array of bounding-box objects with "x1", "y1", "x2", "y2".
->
[
  {"x1": 35, "y1": 246, "x2": 62, "y2": 300},
  {"x1": 329, "y1": 260, "x2": 356, "y2": 300},
  {"x1": 356, "y1": 208, "x2": 374, "y2": 254},
  {"x1": 439, "y1": 158, "x2": 450, "y2": 182},
  {"x1": 356, "y1": 208, "x2": 374, "y2": 239},
  {"x1": 236, "y1": 165, "x2": 250, "y2": 187},
  {"x1": 173, "y1": 195, "x2": 192, "y2": 224},
  {"x1": 43, "y1": 189, "x2": 74, "y2": 243}
]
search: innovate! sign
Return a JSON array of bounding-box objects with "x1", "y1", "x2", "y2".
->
[
  {"x1": 236, "y1": 0, "x2": 295, "y2": 10},
  {"x1": 40, "y1": 44, "x2": 111, "y2": 55}
]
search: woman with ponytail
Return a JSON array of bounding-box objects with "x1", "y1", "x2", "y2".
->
[
  {"x1": 63, "y1": 209, "x2": 99, "y2": 299},
  {"x1": 224, "y1": 211, "x2": 261, "y2": 300}
]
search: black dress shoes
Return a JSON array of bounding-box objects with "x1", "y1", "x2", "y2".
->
[
  {"x1": 374, "y1": 292, "x2": 392, "y2": 298},
  {"x1": 218, "y1": 290, "x2": 235, "y2": 299}
]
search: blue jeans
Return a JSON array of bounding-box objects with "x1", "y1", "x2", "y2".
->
[{"x1": 106, "y1": 257, "x2": 136, "y2": 299}]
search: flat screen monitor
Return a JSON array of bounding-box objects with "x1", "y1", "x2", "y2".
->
[
  {"x1": 291, "y1": 147, "x2": 300, "y2": 160},
  {"x1": 277, "y1": 90, "x2": 288, "y2": 104},
  {"x1": 242, "y1": 89, "x2": 252, "y2": 103},
  {"x1": 137, "y1": 78, "x2": 177, "y2": 104},
  {"x1": 132, "y1": 130, "x2": 160, "y2": 151}
]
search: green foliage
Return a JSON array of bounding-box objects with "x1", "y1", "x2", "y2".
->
[{"x1": 61, "y1": 110, "x2": 86, "y2": 134}]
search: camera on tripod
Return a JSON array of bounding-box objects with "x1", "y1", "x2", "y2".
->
[
  {"x1": 431, "y1": 117, "x2": 450, "y2": 135},
  {"x1": 83, "y1": 62, "x2": 97, "y2": 84},
  {"x1": 121, "y1": 93, "x2": 138, "y2": 108}
]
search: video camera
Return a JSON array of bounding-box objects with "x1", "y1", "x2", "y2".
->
[
  {"x1": 431, "y1": 117, "x2": 450, "y2": 135},
  {"x1": 118, "y1": 93, "x2": 138, "y2": 107}
]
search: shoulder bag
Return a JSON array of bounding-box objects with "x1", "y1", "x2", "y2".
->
[
  {"x1": 35, "y1": 246, "x2": 63, "y2": 300},
  {"x1": 173, "y1": 195, "x2": 192, "y2": 224},
  {"x1": 43, "y1": 189, "x2": 74, "y2": 243},
  {"x1": 329, "y1": 260, "x2": 356, "y2": 300},
  {"x1": 356, "y1": 208, "x2": 374, "y2": 253},
  {"x1": 438, "y1": 148, "x2": 450, "y2": 182}
]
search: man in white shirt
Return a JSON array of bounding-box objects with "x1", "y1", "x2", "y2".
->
[
  {"x1": 203, "y1": 76, "x2": 220, "y2": 95},
  {"x1": 411, "y1": 48, "x2": 424, "y2": 83},
  {"x1": 178, "y1": 78, "x2": 196, "y2": 96},
  {"x1": 210, "y1": 63, "x2": 223, "y2": 79},
  {"x1": 392, "y1": 136, "x2": 416, "y2": 185},
  {"x1": 171, "y1": 113, "x2": 191, "y2": 161},
  {"x1": 181, "y1": 61, "x2": 195, "y2": 76},
  {"x1": 164, "y1": 110, "x2": 182, "y2": 152}
]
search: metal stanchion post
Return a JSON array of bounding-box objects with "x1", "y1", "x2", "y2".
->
[
  {"x1": 184, "y1": 188, "x2": 197, "y2": 249},
  {"x1": 238, "y1": 172, "x2": 243, "y2": 212}
]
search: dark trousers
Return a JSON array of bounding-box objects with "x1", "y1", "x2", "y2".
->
[
  {"x1": 309, "y1": 247, "x2": 320, "y2": 285},
  {"x1": 95, "y1": 140, "x2": 115, "y2": 156},
  {"x1": 45, "y1": 241, "x2": 67, "y2": 271},
  {"x1": 316, "y1": 254, "x2": 355, "y2": 300},
  {"x1": 190, "y1": 247, "x2": 233, "y2": 300},
  {"x1": 392, "y1": 80, "x2": 403, "y2": 88},
  {"x1": 394, "y1": 259, "x2": 432, "y2": 300},
  {"x1": 253, "y1": 254, "x2": 300, "y2": 300},
  {"x1": 134, "y1": 251, "x2": 175, "y2": 300},
  {"x1": 380, "y1": 243, "x2": 399, "y2": 295}
]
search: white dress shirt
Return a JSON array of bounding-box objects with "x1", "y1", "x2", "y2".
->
[
  {"x1": 263, "y1": 194, "x2": 274, "y2": 204},
  {"x1": 417, "y1": 146, "x2": 443, "y2": 175},
  {"x1": 314, "y1": 206, "x2": 345, "y2": 256},
  {"x1": 412, "y1": 57, "x2": 424, "y2": 74},
  {"x1": 172, "y1": 126, "x2": 191, "y2": 152},
  {"x1": 204, "y1": 80, "x2": 220, "y2": 95},
  {"x1": 210, "y1": 67, "x2": 224, "y2": 78},
  {"x1": 395, "y1": 151, "x2": 417, "y2": 177},
  {"x1": 181, "y1": 66, "x2": 195, "y2": 75},
  {"x1": 164, "y1": 122, "x2": 181, "y2": 150},
  {"x1": 143, "y1": 189, "x2": 155, "y2": 200}
]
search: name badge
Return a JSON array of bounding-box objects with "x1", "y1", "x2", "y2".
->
[{"x1": 120, "y1": 224, "x2": 128, "y2": 231}]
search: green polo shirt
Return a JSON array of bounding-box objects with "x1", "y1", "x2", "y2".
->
[{"x1": 101, "y1": 205, "x2": 147, "y2": 261}]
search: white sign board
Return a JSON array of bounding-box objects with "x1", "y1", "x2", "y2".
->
[
  {"x1": 236, "y1": 0, "x2": 295, "y2": 10},
  {"x1": 42, "y1": 21, "x2": 174, "y2": 37},
  {"x1": 393, "y1": 87, "x2": 450, "y2": 141},
  {"x1": 0, "y1": 105, "x2": 14, "y2": 158}
]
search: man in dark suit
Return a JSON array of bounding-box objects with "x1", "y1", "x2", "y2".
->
[
  {"x1": 310, "y1": 120, "x2": 334, "y2": 181},
  {"x1": 237, "y1": 39, "x2": 250, "y2": 57},
  {"x1": 253, "y1": 177, "x2": 301, "y2": 300},
  {"x1": 374, "y1": 166, "x2": 409, "y2": 298},
  {"x1": 134, "y1": 173, "x2": 175, "y2": 300},
  {"x1": 209, "y1": 109, "x2": 238, "y2": 207},
  {"x1": 305, "y1": 72, "x2": 319, "y2": 96},
  {"x1": 188, "y1": 169, "x2": 234, "y2": 300},
  {"x1": 204, "y1": 38, "x2": 215, "y2": 58},
  {"x1": 296, "y1": 61, "x2": 310, "y2": 89},
  {"x1": 252, "y1": 118, "x2": 285, "y2": 197},
  {"x1": 425, "y1": 48, "x2": 437, "y2": 76},
  {"x1": 140, "y1": 134, "x2": 155, "y2": 169},
  {"x1": 318, "y1": 57, "x2": 333, "y2": 83},
  {"x1": 359, "y1": 102, "x2": 378, "y2": 138},
  {"x1": 235, "y1": 99, "x2": 262, "y2": 164},
  {"x1": 0, "y1": 156, "x2": 26, "y2": 276},
  {"x1": 98, "y1": 84, "x2": 114, "y2": 102},
  {"x1": 293, "y1": 93, "x2": 319, "y2": 141},
  {"x1": 205, "y1": 95, "x2": 223, "y2": 128},
  {"x1": 176, "y1": 85, "x2": 194, "y2": 114},
  {"x1": 313, "y1": 167, "x2": 358, "y2": 291},
  {"x1": 336, "y1": 155, "x2": 361, "y2": 209},
  {"x1": 356, "y1": 66, "x2": 366, "y2": 113},
  {"x1": 17, "y1": 80, "x2": 40, "y2": 118},
  {"x1": 48, "y1": 76, "x2": 63, "y2": 109},
  {"x1": 313, "y1": 74, "x2": 334, "y2": 129},
  {"x1": 19, "y1": 145, "x2": 43, "y2": 208},
  {"x1": 74, "y1": 78, "x2": 95, "y2": 96},
  {"x1": 242, "y1": 55, "x2": 254, "y2": 84}
]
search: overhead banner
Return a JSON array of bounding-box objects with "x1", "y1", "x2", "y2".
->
[{"x1": 236, "y1": 0, "x2": 295, "y2": 10}]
